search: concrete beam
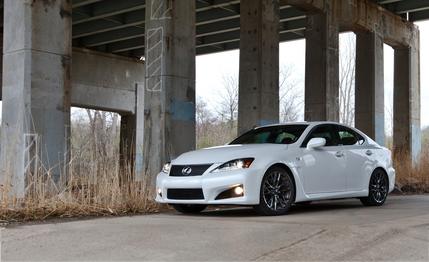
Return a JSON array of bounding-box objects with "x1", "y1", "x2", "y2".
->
[
  {"x1": 71, "y1": 48, "x2": 144, "y2": 113},
  {"x1": 1, "y1": 0, "x2": 72, "y2": 196},
  {"x1": 304, "y1": 9, "x2": 339, "y2": 121},
  {"x1": 355, "y1": 31, "x2": 385, "y2": 145},
  {"x1": 237, "y1": 0, "x2": 280, "y2": 133},
  {"x1": 393, "y1": 31, "x2": 421, "y2": 163},
  {"x1": 284, "y1": 0, "x2": 418, "y2": 48},
  {"x1": 143, "y1": 0, "x2": 196, "y2": 181}
]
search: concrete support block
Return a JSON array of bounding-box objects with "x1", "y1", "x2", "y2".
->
[
  {"x1": 393, "y1": 32, "x2": 421, "y2": 163},
  {"x1": 355, "y1": 31, "x2": 385, "y2": 145},
  {"x1": 143, "y1": 0, "x2": 196, "y2": 181},
  {"x1": 304, "y1": 11, "x2": 339, "y2": 121},
  {"x1": 0, "y1": 0, "x2": 72, "y2": 196},
  {"x1": 238, "y1": 0, "x2": 279, "y2": 134}
]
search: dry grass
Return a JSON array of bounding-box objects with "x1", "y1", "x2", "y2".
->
[
  {"x1": 394, "y1": 149, "x2": 429, "y2": 194},
  {"x1": 0, "y1": 141, "x2": 159, "y2": 223}
]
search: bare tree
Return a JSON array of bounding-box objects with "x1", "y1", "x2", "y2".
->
[
  {"x1": 196, "y1": 97, "x2": 215, "y2": 143},
  {"x1": 217, "y1": 74, "x2": 239, "y2": 129},
  {"x1": 279, "y1": 65, "x2": 303, "y2": 122},
  {"x1": 339, "y1": 33, "x2": 356, "y2": 126}
]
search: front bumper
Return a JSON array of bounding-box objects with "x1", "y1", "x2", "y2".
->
[{"x1": 155, "y1": 169, "x2": 261, "y2": 205}]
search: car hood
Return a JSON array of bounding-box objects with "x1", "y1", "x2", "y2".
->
[{"x1": 172, "y1": 144, "x2": 288, "y2": 165}]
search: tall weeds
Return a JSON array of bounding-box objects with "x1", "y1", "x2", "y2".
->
[
  {"x1": 0, "y1": 138, "x2": 159, "y2": 223},
  {"x1": 394, "y1": 148, "x2": 429, "y2": 193}
]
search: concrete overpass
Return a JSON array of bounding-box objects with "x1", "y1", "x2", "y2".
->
[{"x1": 0, "y1": 0, "x2": 427, "y2": 196}]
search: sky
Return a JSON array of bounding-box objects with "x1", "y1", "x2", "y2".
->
[{"x1": 0, "y1": 21, "x2": 428, "y2": 130}]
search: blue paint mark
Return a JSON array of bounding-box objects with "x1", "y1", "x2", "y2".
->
[
  {"x1": 411, "y1": 124, "x2": 421, "y2": 163},
  {"x1": 258, "y1": 119, "x2": 278, "y2": 126},
  {"x1": 170, "y1": 100, "x2": 195, "y2": 122}
]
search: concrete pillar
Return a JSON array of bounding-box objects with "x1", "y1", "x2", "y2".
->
[
  {"x1": 119, "y1": 114, "x2": 136, "y2": 183},
  {"x1": 355, "y1": 31, "x2": 385, "y2": 145},
  {"x1": 143, "y1": 0, "x2": 196, "y2": 181},
  {"x1": 0, "y1": 30, "x2": 3, "y2": 100},
  {"x1": 304, "y1": 11, "x2": 339, "y2": 121},
  {"x1": 0, "y1": 0, "x2": 72, "y2": 196},
  {"x1": 393, "y1": 32, "x2": 421, "y2": 163},
  {"x1": 238, "y1": 0, "x2": 279, "y2": 134}
]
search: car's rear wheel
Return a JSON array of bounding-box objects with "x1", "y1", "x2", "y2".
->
[
  {"x1": 254, "y1": 166, "x2": 295, "y2": 216},
  {"x1": 360, "y1": 169, "x2": 389, "y2": 206},
  {"x1": 171, "y1": 204, "x2": 207, "y2": 214}
]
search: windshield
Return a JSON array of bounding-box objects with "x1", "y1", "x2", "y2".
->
[{"x1": 230, "y1": 125, "x2": 309, "y2": 145}]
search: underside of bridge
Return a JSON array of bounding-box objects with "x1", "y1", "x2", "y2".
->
[{"x1": 0, "y1": 0, "x2": 427, "y2": 196}]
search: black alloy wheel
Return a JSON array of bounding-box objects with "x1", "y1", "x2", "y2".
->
[
  {"x1": 360, "y1": 169, "x2": 389, "y2": 206},
  {"x1": 254, "y1": 166, "x2": 295, "y2": 216}
]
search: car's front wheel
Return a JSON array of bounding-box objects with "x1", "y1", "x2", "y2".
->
[
  {"x1": 360, "y1": 169, "x2": 389, "y2": 206},
  {"x1": 254, "y1": 166, "x2": 295, "y2": 216},
  {"x1": 171, "y1": 204, "x2": 207, "y2": 214}
]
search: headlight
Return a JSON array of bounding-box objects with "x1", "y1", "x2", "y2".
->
[
  {"x1": 162, "y1": 162, "x2": 171, "y2": 174},
  {"x1": 211, "y1": 158, "x2": 254, "y2": 173}
]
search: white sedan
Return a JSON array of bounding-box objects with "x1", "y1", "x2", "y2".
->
[{"x1": 155, "y1": 122, "x2": 395, "y2": 215}]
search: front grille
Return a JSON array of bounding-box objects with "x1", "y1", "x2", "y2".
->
[
  {"x1": 167, "y1": 188, "x2": 204, "y2": 200},
  {"x1": 169, "y1": 164, "x2": 212, "y2": 176}
]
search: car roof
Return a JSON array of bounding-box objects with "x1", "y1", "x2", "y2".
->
[{"x1": 254, "y1": 121, "x2": 341, "y2": 129}]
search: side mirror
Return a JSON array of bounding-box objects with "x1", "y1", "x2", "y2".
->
[{"x1": 307, "y1": 137, "x2": 326, "y2": 150}]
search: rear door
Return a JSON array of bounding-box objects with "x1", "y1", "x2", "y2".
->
[
  {"x1": 299, "y1": 124, "x2": 347, "y2": 194},
  {"x1": 334, "y1": 125, "x2": 371, "y2": 191}
]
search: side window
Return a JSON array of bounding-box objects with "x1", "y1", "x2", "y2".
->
[
  {"x1": 337, "y1": 126, "x2": 365, "y2": 146},
  {"x1": 302, "y1": 125, "x2": 338, "y2": 147}
]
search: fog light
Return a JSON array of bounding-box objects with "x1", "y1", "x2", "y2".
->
[
  {"x1": 215, "y1": 185, "x2": 244, "y2": 200},
  {"x1": 234, "y1": 186, "x2": 244, "y2": 195},
  {"x1": 157, "y1": 188, "x2": 162, "y2": 197}
]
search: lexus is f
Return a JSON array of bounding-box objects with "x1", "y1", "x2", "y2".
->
[{"x1": 155, "y1": 122, "x2": 395, "y2": 215}]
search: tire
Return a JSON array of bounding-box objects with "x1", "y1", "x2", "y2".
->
[
  {"x1": 171, "y1": 204, "x2": 207, "y2": 214},
  {"x1": 360, "y1": 169, "x2": 389, "y2": 206},
  {"x1": 254, "y1": 166, "x2": 295, "y2": 216}
]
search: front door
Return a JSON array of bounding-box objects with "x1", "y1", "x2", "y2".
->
[{"x1": 299, "y1": 124, "x2": 347, "y2": 194}]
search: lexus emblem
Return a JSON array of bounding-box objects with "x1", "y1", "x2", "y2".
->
[{"x1": 182, "y1": 166, "x2": 192, "y2": 175}]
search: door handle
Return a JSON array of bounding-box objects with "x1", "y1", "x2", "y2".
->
[
  {"x1": 335, "y1": 151, "x2": 344, "y2": 158},
  {"x1": 365, "y1": 150, "x2": 373, "y2": 156}
]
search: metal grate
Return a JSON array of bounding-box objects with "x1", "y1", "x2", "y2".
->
[
  {"x1": 167, "y1": 189, "x2": 204, "y2": 200},
  {"x1": 169, "y1": 164, "x2": 212, "y2": 176}
]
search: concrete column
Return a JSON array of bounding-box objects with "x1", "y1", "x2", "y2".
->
[
  {"x1": 0, "y1": 0, "x2": 72, "y2": 196},
  {"x1": 355, "y1": 31, "x2": 385, "y2": 145},
  {"x1": 238, "y1": 0, "x2": 279, "y2": 134},
  {"x1": 119, "y1": 114, "x2": 136, "y2": 183},
  {"x1": 0, "y1": 31, "x2": 2, "y2": 101},
  {"x1": 304, "y1": 11, "x2": 339, "y2": 121},
  {"x1": 143, "y1": 0, "x2": 196, "y2": 181},
  {"x1": 393, "y1": 32, "x2": 421, "y2": 163}
]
